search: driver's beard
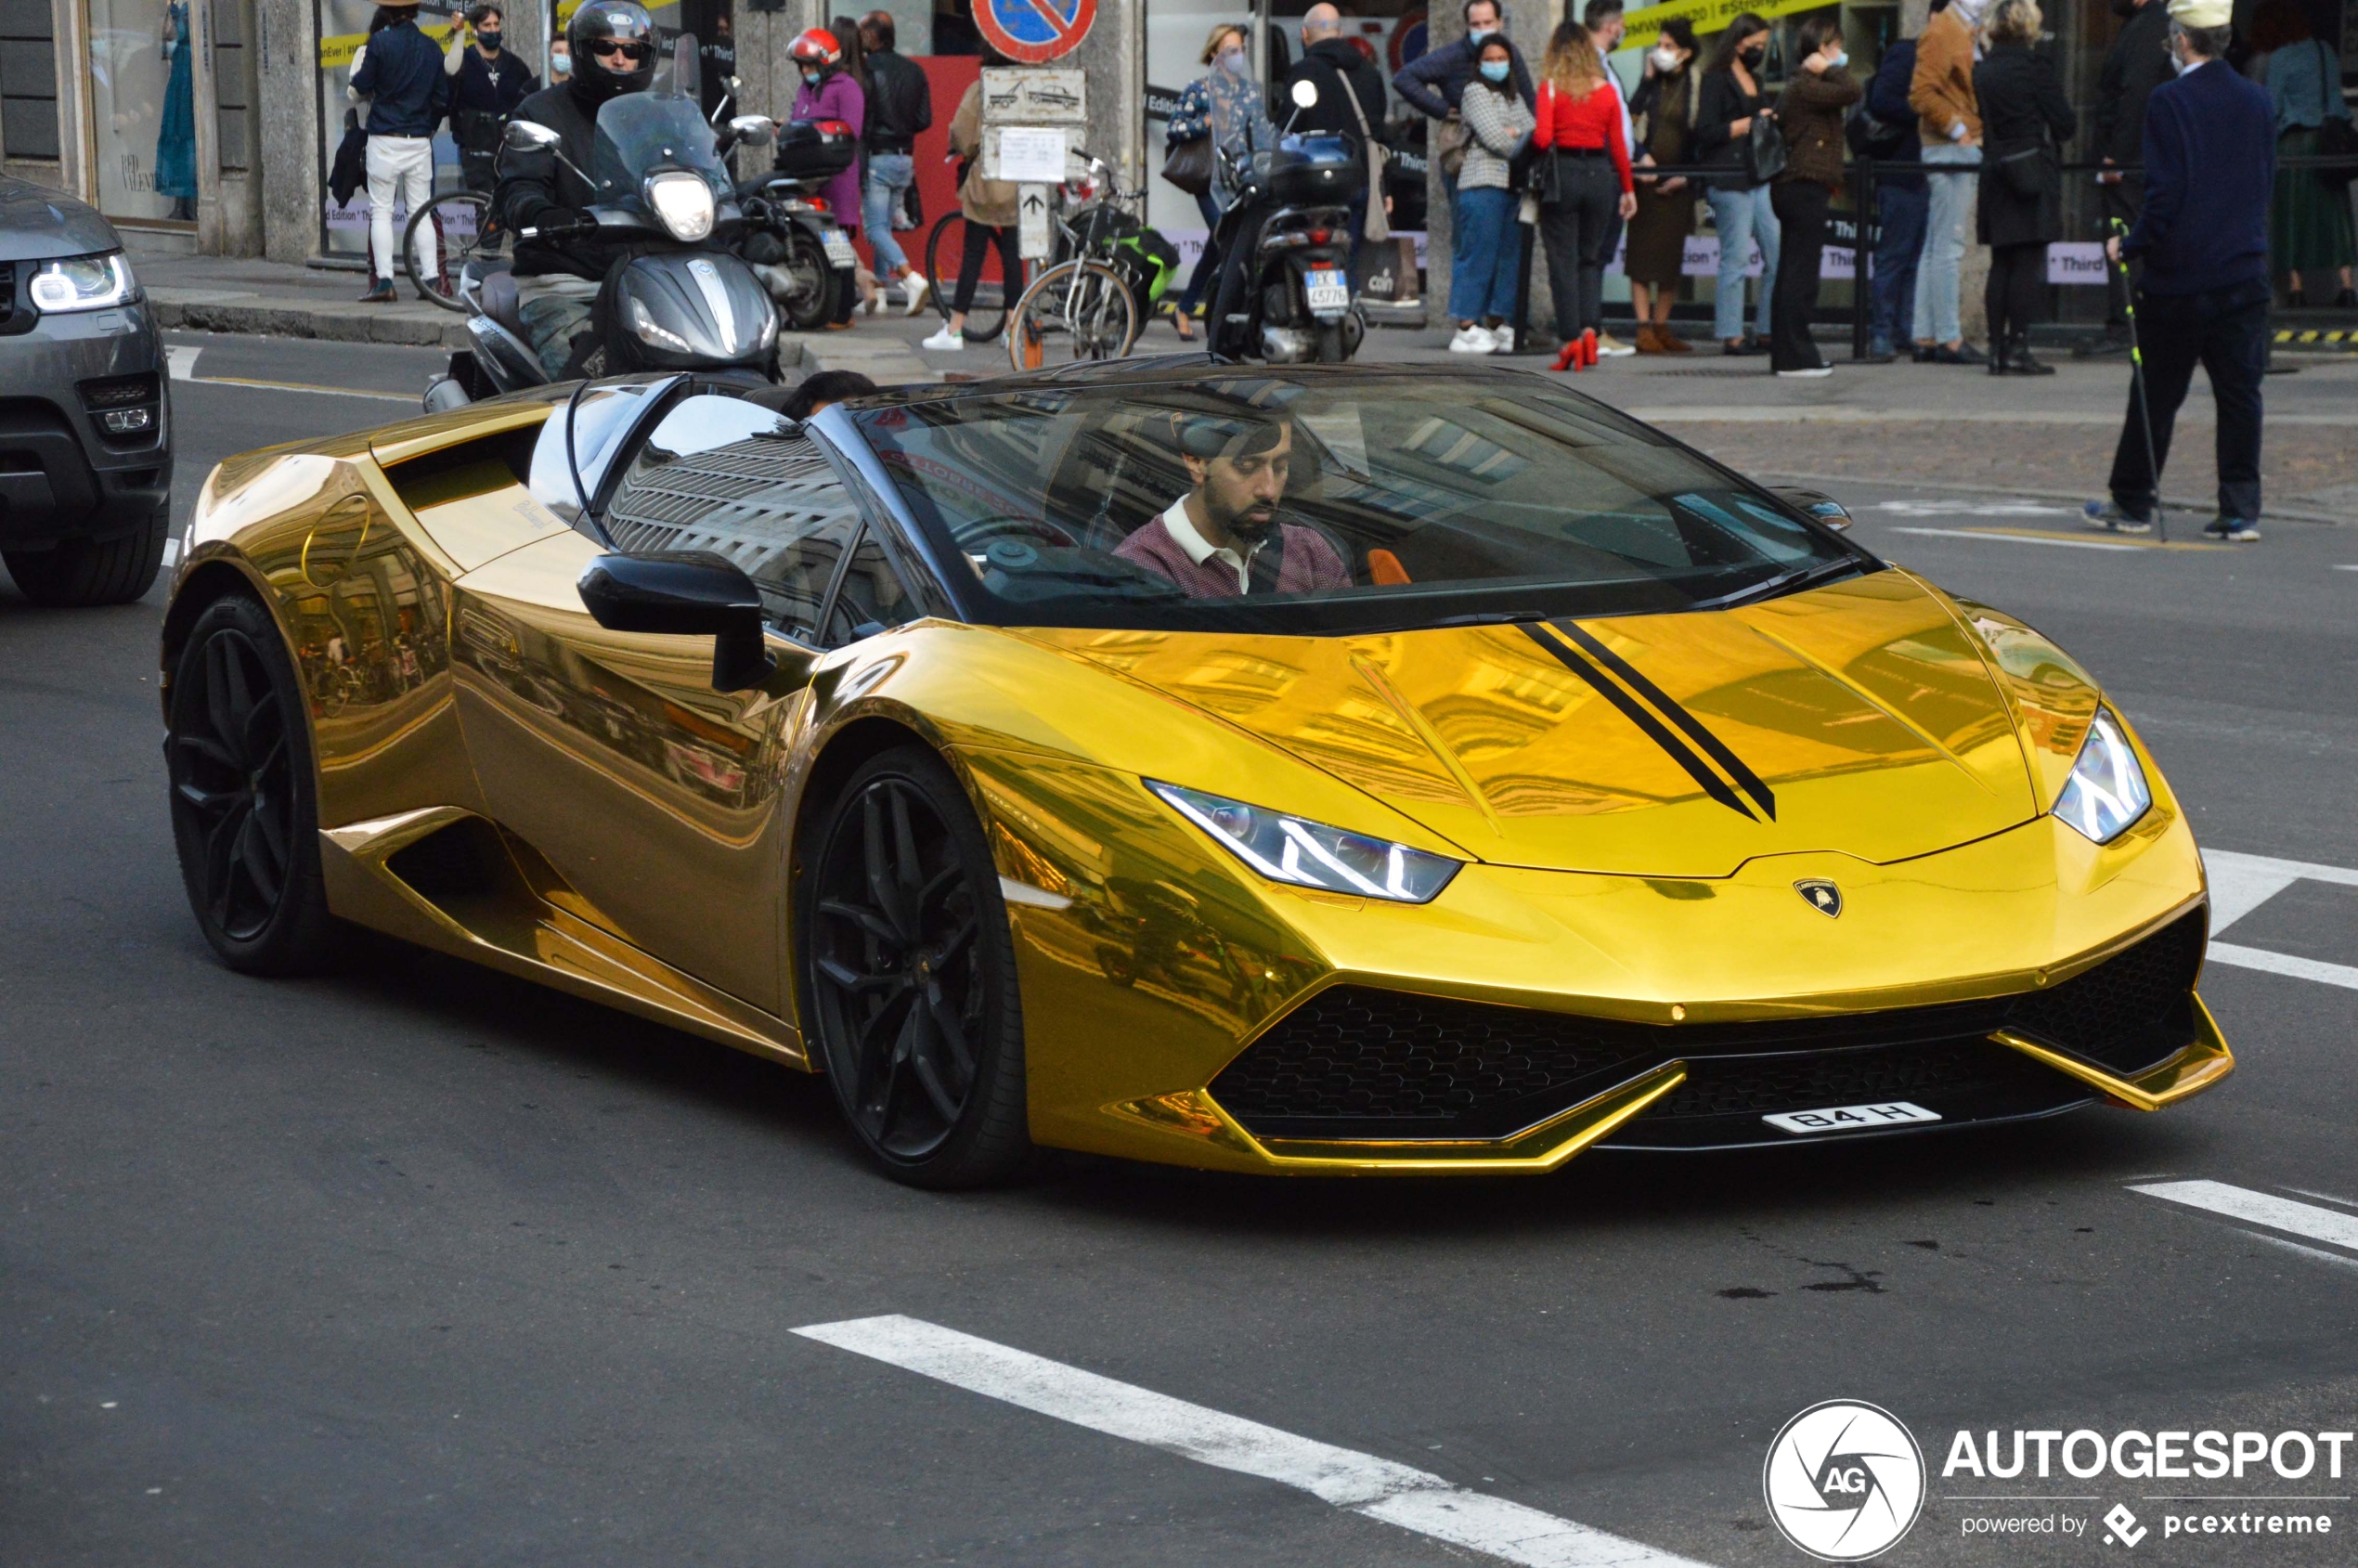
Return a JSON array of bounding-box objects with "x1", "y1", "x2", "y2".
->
[{"x1": 1225, "y1": 512, "x2": 1277, "y2": 547}]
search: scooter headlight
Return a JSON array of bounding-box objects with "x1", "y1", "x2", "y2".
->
[{"x1": 643, "y1": 172, "x2": 716, "y2": 242}]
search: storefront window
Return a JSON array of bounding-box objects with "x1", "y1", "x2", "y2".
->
[
  {"x1": 84, "y1": 0, "x2": 200, "y2": 225},
  {"x1": 316, "y1": 0, "x2": 461, "y2": 254}
]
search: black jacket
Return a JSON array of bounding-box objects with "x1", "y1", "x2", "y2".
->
[
  {"x1": 449, "y1": 46, "x2": 539, "y2": 154},
  {"x1": 863, "y1": 48, "x2": 932, "y2": 152},
  {"x1": 1287, "y1": 38, "x2": 1387, "y2": 148},
  {"x1": 1975, "y1": 42, "x2": 2076, "y2": 246},
  {"x1": 2094, "y1": 0, "x2": 2173, "y2": 170},
  {"x1": 1865, "y1": 40, "x2": 1924, "y2": 191},
  {"x1": 1694, "y1": 68, "x2": 1770, "y2": 188},
  {"x1": 495, "y1": 82, "x2": 628, "y2": 280},
  {"x1": 1393, "y1": 34, "x2": 1533, "y2": 117},
  {"x1": 350, "y1": 20, "x2": 449, "y2": 138}
]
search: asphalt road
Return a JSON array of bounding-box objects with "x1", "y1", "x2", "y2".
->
[{"x1": 6, "y1": 335, "x2": 2356, "y2": 1568}]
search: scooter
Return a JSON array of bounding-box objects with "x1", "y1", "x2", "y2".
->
[
  {"x1": 1209, "y1": 77, "x2": 1367, "y2": 365},
  {"x1": 424, "y1": 35, "x2": 783, "y2": 410},
  {"x1": 734, "y1": 117, "x2": 861, "y2": 333}
]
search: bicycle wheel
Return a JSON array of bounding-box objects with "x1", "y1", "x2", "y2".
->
[
  {"x1": 405, "y1": 190, "x2": 502, "y2": 313},
  {"x1": 925, "y1": 212, "x2": 1015, "y2": 343},
  {"x1": 1007, "y1": 260, "x2": 1140, "y2": 372}
]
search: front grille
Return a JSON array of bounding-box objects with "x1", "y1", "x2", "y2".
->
[{"x1": 1210, "y1": 909, "x2": 2205, "y2": 1144}]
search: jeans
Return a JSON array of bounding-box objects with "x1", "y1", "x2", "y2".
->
[
  {"x1": 1448, "y1": 184, "x2": 1519, "y2": 323},
  {"x1": 365, "y1": 136, "x2": 434, "y2": 284},
  {"x1": 2107, "y1": 280, "x2": 2269, "y2": 523},
  {"x1": 1177, "y1": 190, "x2": 1224, "y2": 317},
  {"x1": 1768, "y1": 181, "x2": 1830, "y2": 371},
  {"x1": 1537, "y1": 155, "x2": 1619, "y2": 341},
  {"x1": 1913, "y1": 142, "x2": 1980, "y2": 344},
  {"x1": 1870, "y1": 182, "x2": 1928, "y2": 351},
  {"x1": 862, "y1": 151, "x2": 915, "y2": 275},
  {"x1": 1704, "y1": 184, "x2": 1778, "y2": 343}
]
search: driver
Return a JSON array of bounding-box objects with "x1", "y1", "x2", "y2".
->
[
  {"x1": 1115, "y1": 413, "x2": 1351, "y2": 598},
  {"x1": 493, "y1": 0, "x2": 660, "y2": 378}
]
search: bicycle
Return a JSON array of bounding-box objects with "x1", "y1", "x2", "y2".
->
[
  {"x1": 1005, "y1": 155, "x2": 1175, "y2": 371},
  {"x1": 404, "y1": 189, "x2": 506, "y2": 313}
]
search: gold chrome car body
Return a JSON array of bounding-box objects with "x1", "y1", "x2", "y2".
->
[{"x1": 163, "y1": 390, "x2": 2229, "y2": 1175}]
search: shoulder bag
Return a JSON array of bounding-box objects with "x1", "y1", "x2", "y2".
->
[
  {"x1": 1162, "y1": 133, "x2": 1214, "y2": 197},
  {"x1": 1337, "y1": 66, "x2": 1393, "y2": 240}
]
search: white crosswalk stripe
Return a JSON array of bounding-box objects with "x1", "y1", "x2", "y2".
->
[
  {"x1": 2131, "y1": 1181, "x2": 2358, "y2": 1255},
  {"x1": 2200, "y1": 849, "x2": 2358, "y2": 992}
]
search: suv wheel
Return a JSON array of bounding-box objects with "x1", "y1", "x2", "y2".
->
[{"x1": 4, "y1": 506, "x2": 169, "y2": 607}]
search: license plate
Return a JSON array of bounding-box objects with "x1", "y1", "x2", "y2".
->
[
  {"x1": 822, "y1": 229, "x2": 857, "y2": 267},
  {"x1": 1304, "y1": 270, "x2": 1349, "y2": 310},
  {"x1": 1761, "y1": 1101, "x2": 1942, "y2": 1136}
]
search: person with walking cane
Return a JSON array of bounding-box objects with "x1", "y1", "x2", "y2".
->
[{"x1": 2083, "y1": 0, "x2": 2274, "y2": 542}]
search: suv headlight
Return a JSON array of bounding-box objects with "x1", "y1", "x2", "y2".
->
[
  {"x1": 28, "y1": 252, "x2": 139, "y2": 313},
  {"x1": 2054, "y1": 706, "x2": 2151, "y2": 844},
  {"x1": 1149, "y1": 781, "x2": 1460, "y2": 903},
  {"x1": 643, "y1": 172, "x2": 716, "y2": 242}
]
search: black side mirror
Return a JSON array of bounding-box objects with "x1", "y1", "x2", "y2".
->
[
  {"x1": 1772, "y1": 486, "x2": 1853, "y2": 532},
  {"x1": 577, "y1": 551, "x2": 778, "y2": 693}
]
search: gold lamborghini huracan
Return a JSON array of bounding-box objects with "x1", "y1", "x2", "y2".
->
[{"x1": 162, "y1": 362, "x2": 2229, "y2": 1186}]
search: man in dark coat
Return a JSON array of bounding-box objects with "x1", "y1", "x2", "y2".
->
[
  {"x1": 1393, "y1": 0, "x2": 1534, "y2": 121},
  {"x1": 448, "y1": 5, "x2": 540, "y2": 195},
  {"x1": 2084, "y1": 0, "x2": 2174, "y2": 355},
  {"x1": 1286, "y1": 5, "x2": 1388, "y2": 264},
  {"x1": 2087, "y1": 0, "x2": 2274, "y2": 540},
  {"x1": 1863, "y1": 36, "x2": 1925, "y2": 360}
]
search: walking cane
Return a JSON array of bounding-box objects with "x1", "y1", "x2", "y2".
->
[{"x1": 2105, "y1": 216, "x2": 2167, "y2": 543}]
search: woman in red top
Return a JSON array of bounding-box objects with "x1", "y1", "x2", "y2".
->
[{"x1": 1531, "y1": 21, "x2": 1637, "y2": 356}]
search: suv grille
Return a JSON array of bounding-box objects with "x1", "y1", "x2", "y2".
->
[{"x1": 1209, "y1": 909, "x2": 2206, "y2": 1144}]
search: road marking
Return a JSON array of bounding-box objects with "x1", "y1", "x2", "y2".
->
[
  {"x1": 182, "y1": 373, "x2": 415, "y2": 403},
  {"x1": 161, "y1": 537, "x2": 181, "y2": 568},
  {"x1": 165, "y1": 344, "x2": 201, "y2": 380},
  {"x1": 2207, "y1": 942, "x2": 2358, "y2": 991},
  {"x1": 1885, "y1": 525, "x2": 2143, "y2": 553},
  {"x1": 2246, "y1": 1233, "x2": 2358, "y2": 1274},
  {"x1": 2198, "y1": 849, "x2": 2358, "y2": 991},
  {"x1": 794, "y1": 1315, "x2": 1711, "y2": 1568},
  {"x1": 1871, "y1": 499, "x2": 2076, "y2": 518},
  {"x1": 2336, "y1": 564, "x2": 2358, "y2": 572},
  {"x1": 2132, "y1": 1181, "x2": 2358, "y2": 1254}
]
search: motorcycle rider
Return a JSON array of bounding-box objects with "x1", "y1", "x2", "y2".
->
[{"x1": 493, "y1": 0, "x2": 663, "y2": 377}]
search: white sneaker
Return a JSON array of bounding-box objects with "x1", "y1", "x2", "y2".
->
[
  {"x1": 1775, "y1": 365, "x2": 1833, "y2": 378},
  {"x1": 1449, "y1": 324, "x2": 1496, "y2": 354},
  {"x1": 901, "y1": 272, "x2": 929, "y2": 316},
  {"x1": 1489, "y1": 326, "x2": 1516, "y2": 353},
  {"x1": 1594, "y1": 331, "x2": 1636, "y2": 357},
  {"x1": 922, "y1": 325, "x2": 964, "y2": 351}
]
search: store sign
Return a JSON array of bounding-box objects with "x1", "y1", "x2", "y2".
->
[{"x1": 974, "y1": 0, "x2": 1095, "y2": 65}]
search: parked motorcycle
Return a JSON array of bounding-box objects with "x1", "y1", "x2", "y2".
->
[
  {"x1": 424, "y1": 34, "x2": 782, "y2": 410},
  {"x1": 1210, "y1": 77, "x2": 1366, "y2": 365},
  {"x1": 734, "y1": 117, "x2": 861, "y2": 333}
]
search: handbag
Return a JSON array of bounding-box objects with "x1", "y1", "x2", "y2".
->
[
  {"x1": 330, "y1": 109, "x2": 369, "y2": 210},
  {"x1": 1743, "y1": 112, "x2": 1787, "y2": 184},
  {"x1": 2310, "y1": 44, "x2": 2356, "y2": 191},
  {"x1": 1993, "y1": 135, "x2": 2052, "y2": 201},
  {"x1": 1162, "y1": 133, "x2": 1214, "y2": 197},
  {"x1": 1336, "y1": 65, "x2": 1393, "y2": 241},
  {"x1": 1434, "y1": 113, "x2": 1471, "y2": 179}
]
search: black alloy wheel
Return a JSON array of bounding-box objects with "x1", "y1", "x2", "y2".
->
[
  {"x1": 165, "y1": 595, "x2": 335, "y2": 973},
  {"x1": 802, "y1": 745, "x2": 1029, "y2": 1187}
]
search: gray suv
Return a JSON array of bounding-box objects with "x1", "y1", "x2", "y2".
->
[{"x1": 0, "y1": 175, "x2": 172, "y2": 606}]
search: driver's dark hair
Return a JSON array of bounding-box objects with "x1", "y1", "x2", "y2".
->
[
  {"x1": 780, "y1": 370, "x2": 879, "y2": 421},
  {"x1": 1178, "y1": 410, "x2": 1289, "y2": 462}
]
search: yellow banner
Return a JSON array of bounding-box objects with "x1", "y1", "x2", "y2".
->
[
  {"x1": 319, "y1": 20, "x2": 459, "y2": 71},
  {"x1": 1624, "y1": 0, "x2": 1831, "y2": 40}
]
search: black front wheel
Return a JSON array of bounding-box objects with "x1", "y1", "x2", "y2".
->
[
  {"x1": 165, "y1": 595, "x2": 336, "y2": 974},
  {"x1": 773, "y1": 227, "x2": 840, "y2": 333},
  {"x1": 800, "y1": 745, "x2": 1029, "y2": 1188}
]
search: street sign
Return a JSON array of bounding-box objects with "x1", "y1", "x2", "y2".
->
[
  {"x1": 987, "y1": 125, "x2": 1069, "y2": 183},
  {"x1": 1017, "y1": 185, "x2": 1052, "y2": 259},
  {"x1": 974, "y1": 0, "x2": 1096, "y2": 65},
  {"x1": 980, "y1": 67, "x2": 1086, "y2": 123}
]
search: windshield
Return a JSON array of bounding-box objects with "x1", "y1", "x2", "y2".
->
[
  {"x1": 590, "y1": 34, "x2": 730, "y2": 209},
  {"x1": 852, "y1": 370, "x2": 1872, "y2": 634}
]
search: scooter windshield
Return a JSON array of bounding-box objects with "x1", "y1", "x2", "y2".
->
[{"x1": 590, "y1": 92, "x2": 732, "y2": 210}]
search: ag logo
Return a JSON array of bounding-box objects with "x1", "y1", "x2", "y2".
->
[
  {"x1": 1762, "y1": 1400, "x2": 1924, "y2": 1562},
  {"x1": 1794, "y1": 879, "x2": 1843, "y2": 918}
]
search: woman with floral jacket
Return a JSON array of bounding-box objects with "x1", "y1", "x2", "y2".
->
[{"x1": 1166, "y1": 24, "x2": 1273, "y2": 340}]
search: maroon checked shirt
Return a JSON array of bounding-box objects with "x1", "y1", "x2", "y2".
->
[{"x1": 1113, "y1": 499, "x2": 1353, "y2": 599}]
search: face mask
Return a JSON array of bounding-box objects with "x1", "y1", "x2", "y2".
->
[
  {"x1": 1467, "y1": 26, "x2": 1495, "y2": 45},
  {"x1": 1220, "y1": 49, "x2": 1248, "y2": 76},
  {"x1": 476, "y1": 28, "x2": 500, "y2": 48},
  {"x1": 551, "y1": 49, "x2": 570, "y2": 76},
  {"x1": 1825, "y1": 49, "x2": 1846, "y2": 68},
  {"x1": 1742, "y1": 44, "x2": 1765, "y2": 64},
  {"x1": 802, "y1": 67, "x2": 823, "y2": 84},
  {"x1": 1652, "y1": 45, "x2": 1679, "y2": 69},
  {"x1": 1479, "y1": 58, "x2": 1510, "y2": 82}
]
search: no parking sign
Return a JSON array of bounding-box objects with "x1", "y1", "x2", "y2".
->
[{"x1": 974, "y1": 0, "x2": 1096, "y2": 65}]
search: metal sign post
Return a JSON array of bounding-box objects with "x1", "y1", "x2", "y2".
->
[{"x1": 1017, "y1": 185, "x2": 1053, "y2": 259}]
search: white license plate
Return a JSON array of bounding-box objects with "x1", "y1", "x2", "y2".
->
[
  {"x1": 822, "y1": 230, "x2": 857, "y2": 267},
  {"x1": 1762, "y1": 1101, "x2": 1942, "y2": 1136},
  {"x1": 1304, "y1": 270, "x2": 1349, "y2": 310}
]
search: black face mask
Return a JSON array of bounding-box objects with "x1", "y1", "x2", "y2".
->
[
  {"x1": 476, "y1": 28, "x2": 501, "y2": 50},
  {"x1": 1742, "y1": 43, "x2": 1766, "y2": 65}
]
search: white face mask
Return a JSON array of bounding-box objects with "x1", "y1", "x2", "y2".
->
[{"x1": 1652, "y1": 45, "x2": 1679, "y2": 69}]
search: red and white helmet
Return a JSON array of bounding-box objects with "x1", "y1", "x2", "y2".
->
[{"x1": 788, "y1": 28, "x2": 841, "y2": 68}]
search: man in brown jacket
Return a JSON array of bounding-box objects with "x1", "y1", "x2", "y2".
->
[{"x1": 1908, "y1": 0, "x2": 1988, "y2": 362}]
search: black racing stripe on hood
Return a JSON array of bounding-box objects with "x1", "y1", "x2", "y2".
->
[
  {"x1": 1519, "y1": 623, "x2": 1759, "y2": 822},
  {"x1": 1552, "y1": 619, "x2": 1780, "y2": 822}
]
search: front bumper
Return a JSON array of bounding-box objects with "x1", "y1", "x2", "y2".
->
[{"x1": 0, "y1": 298, "x2": 172, "y2": 550}]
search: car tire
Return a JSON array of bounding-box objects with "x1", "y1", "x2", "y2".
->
[
  {"x1": 3, "y1": 505, "x2": 169, "y2": 607},
  {"x1": 799, "y1": 744, "x2": 1030, "y2": 1189},
  {"x1": 164, "y1": 594, "x2": 337, "y2": 976}
]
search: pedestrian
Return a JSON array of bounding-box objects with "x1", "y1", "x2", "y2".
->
[
  {"x1": 1285, "y1": 3, "x2": 1391, "y2": 271},
  {"x1": 1625, "y1": 19, "x2": 1700, "y2": 354},
  {"x1": 1164, "y1": 24, "x2": 1254, "y2": 343},
  {"x1": 789, "y1": 28, "x2": 864, "y2": 330},
  {"x1": 2254, "y1": 1, "x2": 2356, "y2": 308},
  {"x1": 1909, "y1": 0, "x2": 1988, "y2": 363},
  {"x1": 547, "y1": 32, "x2": 570, "y2": 84},
  {"x1": 1576, "y1": 0, "x2": 1639, "y2": 356},
  {"x1": 1974, "y1": 0, "x2": 2074, "y2": 376},
  {"x1": 1860, "y1": 26, "x2": 1925, "y2": 362},
  {"x1": 1201, "y1": 38, "x2": 1284, "y2": 356},
  {"x1": 348, "y1": 0, "x2": 449, "y2": 304},
  {"x1": 1768, "y1": 16, "x2": 1858, "y2": 378},
  {"x1": 2085, "y1": 0, "x2": 2171, "y2": 356},
  {"x1": 1394, "y1": 0, "x2": 1534, "y2": 203},
  {"x1": 1694, "y1": 13, "x2": 1779, "y2": 356},
  {"x1": 1449, "y1": 34, "x2": 1537, "y2": 354},
  {"x1": 1531, "y1": 21, "x2": 1633, "y2": 361},
  {"x1": 445, "y1": 5, "x2": 538, "y2": 198},
  {"x1": 857, "y1": 10, "x2": 932, "y2": 317},
  {"x1": 923, "y1": 61, "x2": 1022, "y2": 352},
  {"x1": 2085, "y1": 0, "x2": 2275, "y2": 542}
]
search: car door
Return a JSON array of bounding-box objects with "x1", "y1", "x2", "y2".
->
[{"x1": 447, "y1": 386, "x2": 911, "y2": 1017}]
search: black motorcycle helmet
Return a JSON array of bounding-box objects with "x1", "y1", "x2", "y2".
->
[{"x1": 566, "y1": 0, "x2": 657, "y2": 108}]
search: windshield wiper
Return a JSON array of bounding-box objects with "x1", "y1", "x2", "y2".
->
[{"x1": 1694, "y1": 556, "x2": 1864, "y2": 611}]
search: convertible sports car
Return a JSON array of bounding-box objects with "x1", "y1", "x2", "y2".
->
[{"x1": 162, "y1": 361, "x2": 2229, "y2": 1186}]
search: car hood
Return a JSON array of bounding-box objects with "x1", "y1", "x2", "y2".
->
[
  {"x1": 1026, "y1": 570, "x2": 2049, "y2": 878},
  {"x1": 0, "y1": 176, "x2": 120, "y2": 263}
]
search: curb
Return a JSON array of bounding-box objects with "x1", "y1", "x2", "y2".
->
[{"x1": 149, "y1": 294, "x2": 472, "y2": 348}]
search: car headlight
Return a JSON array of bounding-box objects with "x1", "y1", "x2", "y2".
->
[
  {"x1": 643, "y1": 172, "x2": 716, "y2": 242},
  {"x1": 28, "y1": 252, "x2": 139, "y2": 313},
  {"x1": 1149, "y1": 781, "x2": 1460, "y2": 903},
  {"x1": 2054, "y1": 706, "x2": 2151, "y2": 844}
]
